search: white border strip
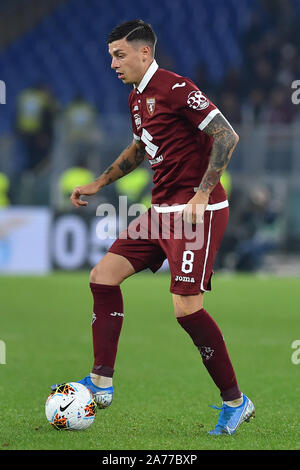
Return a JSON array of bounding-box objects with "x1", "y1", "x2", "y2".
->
[
  {"x1": 133, "y1": 133, "x2": 141, "y2": 141},
  {"x1": 198, "y1": 109, "x2": 220, "y2": 131},
  {"x1": 207, "y1": 200, "x2": 229, "y2": 211},
  {"x1": 153, "y1": 204, "x2": 186, "y2": 213},
  {"x1": 200, "y1": 210, "x2": 213, "y2": 292},
  {"x1": 152, "y1": 200, "x2": 228, "y2": 213}
]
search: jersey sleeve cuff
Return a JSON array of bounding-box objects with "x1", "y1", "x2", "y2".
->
[
  {"x1": 198, "y1": 109, "x2": 220, "y2": 131},
  {"x1": 133, "y1": 133, "x2": 141, "y2": 141}
]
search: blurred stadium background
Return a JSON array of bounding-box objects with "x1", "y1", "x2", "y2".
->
[{"x1": 1, "y1": 0, "x2": 300, "y2": 276}]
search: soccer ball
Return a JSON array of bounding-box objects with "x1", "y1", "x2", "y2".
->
[{"x1": 45, "y1": 382, "x2": 96, "y2": 430}]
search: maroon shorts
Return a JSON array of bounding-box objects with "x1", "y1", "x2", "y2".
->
[{"x1": 109, "y1": 206, "x2": 229, "y2": 295}]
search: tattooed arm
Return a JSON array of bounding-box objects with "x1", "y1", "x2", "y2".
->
[
  {"x1": 183, "y1": 113, "x2": 239, "y2": 223},
  {"x1": 70, "y1": 139, "x2": 146, "y2": 208},
  {"x1": 198, "y1": 113, "x2": 239, "y2": 194},
  {"x1": 99, "y1": 139, "x2": 146, "y2": 186}
]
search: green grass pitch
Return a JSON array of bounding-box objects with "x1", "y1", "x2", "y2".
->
[{"x1": 0, "y1": 271, "x2": 299, "y2": 451}]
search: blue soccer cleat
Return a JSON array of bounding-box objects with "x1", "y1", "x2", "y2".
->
[
  {"x1": 51, "y1": 375, "x2": 114, "y2": 409},
  {"x1": 77, "y1": 375, "x2": 114, "y2": 409},
  {"x1": 208, "y1": 394, "x2": 255, "y2": 435}
]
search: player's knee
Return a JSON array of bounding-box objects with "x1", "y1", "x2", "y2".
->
[
  {"x1": 173, "y1": 293, "x2": 203, "y2": 318},
  {"x1": 89, "y1": 263, "x2": 119, "y2": 285},
  {"x1": 89, "y1": 253, "x2": 135, "y2": 285},
  {"x1": 90, "y1": 265, "x2": 101, "y2": 283},
  {"x1": 90, "y1": 253, "x2": 118, "y2": 284}
]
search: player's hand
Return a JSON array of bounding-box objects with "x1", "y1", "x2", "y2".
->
[
  {"x1": 183, "y1": 192, "x2": 209, "y2": 224},
  {"x1": 70, "y1": 181, "x2": 101, "y2": 208}
]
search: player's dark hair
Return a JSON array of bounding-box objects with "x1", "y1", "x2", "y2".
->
[{"x1": 107, "y1": 20, "x2": 157, "y2": 56}]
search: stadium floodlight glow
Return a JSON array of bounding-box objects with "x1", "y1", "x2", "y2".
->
[{"x1": 0, "y1": 80, "x2": 6, "y2": 104}]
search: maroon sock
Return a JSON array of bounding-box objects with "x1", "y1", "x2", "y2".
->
[
  {"x1": 90, "y1": 283, "x2": 124, "y2": 378},
  {"x1": 177, "y1": 308, "x2": 241, "y2": 401}
]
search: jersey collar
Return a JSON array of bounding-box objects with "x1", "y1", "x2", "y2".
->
[{"x1": 134, "y1": 60, "x2": 159, "y2": 93}]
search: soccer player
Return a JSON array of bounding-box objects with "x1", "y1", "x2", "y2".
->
[{"x1": 67, "y1": 20, "x2": 255, "y2": 435}]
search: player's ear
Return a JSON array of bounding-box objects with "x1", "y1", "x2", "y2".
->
[{"x1": 141, "y1": 45, "x2": 152, "y2": 60}]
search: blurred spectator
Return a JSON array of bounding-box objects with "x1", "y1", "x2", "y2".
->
[
  {"x1": 217, "y1": 91, "x2": 242, "y2": 125},
  {"x1": 277, "y1": 42, "x2": 297, "y2": 88},
  {"x1": 215, "y1": 185, "x2": 281, "y2": 272},
  {"x1": 61, "y1": 93, "x2": 104, "y2": 166},
  {"x1": 234, "y1": 186, "x2": 281, "y2": 272},
  {"x1": 15, "y1": 83, "x2": 58, "y2": 173},
  {"x1": 63, "y1": 94, "x2": 99, "y2": 140},
  {"x1": 115, "y1": 165, "x2": 152, "y2": 210},
  {"x1": 220, "y1": 67, "x2": 244, "y2": 100},
  {"x1": 263, "y1": 85, "x2": 295, "y2": 124},
  {"x1": 58, "y1": 158, "x2": 95, "y2": 211},
  {"x1": 252, "y1": 58, "x2": 274, "y2": 96},
  {"x1": 240, "y1": 0, "x2": 300, "y2": 124},
  {"x1": 242, "y1": 88, "x2": 265, "y2": 124}
]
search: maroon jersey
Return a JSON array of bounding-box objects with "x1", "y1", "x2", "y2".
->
[{"x1": 129, "y1": 60, "x2": 227, "y2": 207}]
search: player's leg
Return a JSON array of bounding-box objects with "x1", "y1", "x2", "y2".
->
[
  {"x1": 167, "y1": 208, "x2": 254, "y2": 434},
  {"x1": 89, "y1": 252, "x2": 135, "y2": 387},
  {"x1": 80, "y1": 209, "x2": 166, "y2": 408},
  {"x1": 89, "y1": 252, "x2": 135, "y2": 383},
  {"x1": 172, "y1": 291, "x2": 242, "y2": 403},
  {"x1": 90, "y1": 252, "x2": 135, "y2": 387},
  {"x1": 172, "y1": 291, "x2": 255, "y2": 435},
  {"x1": 77, "y1": 252, "x2": 135, "y2": 408}
]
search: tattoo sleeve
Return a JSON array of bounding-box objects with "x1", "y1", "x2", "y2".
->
[
  {"x1": 100, "y1": 140, "x2": 146, "y2": 186},
  {"x1": 198, "y1": 113, "x2": 239, "y2": 194}
]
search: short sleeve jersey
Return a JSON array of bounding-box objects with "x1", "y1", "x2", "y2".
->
[{"x1": 128, "y1": 60, "x2": 227, "y2": 207}]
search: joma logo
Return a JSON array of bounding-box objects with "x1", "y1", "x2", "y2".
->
[
  {"x1": 0, "y1": 80, "x2": 6, "y2": 104},
  {"x1": 110, "y1": 312, "x2": 124, "y2": 317},
  {"x1": 175, "y1": 275, "x2": 195, "y2": 283}
]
